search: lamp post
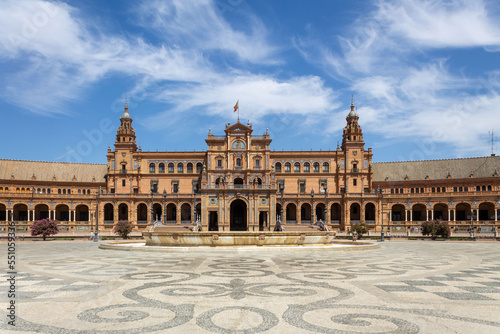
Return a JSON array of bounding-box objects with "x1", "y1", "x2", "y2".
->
[
  {"x1": 150, "y1": 181, "x2": 155, "y2": 228},
  {"x1": 471, "y1": 209, "x2": 475, "y2": 240},
  {"x1": 94, "y1": 187, "x2": 100, "y2": 242},
  {"x1": 378, "y1": 185, "x2": 384, "y2": 242},
  {"x1": 311, "y1": 189, "x2": 315, "y2": 225},
  {"x1": 276, "y1": 183, "x2": 284, "y2": 231},
  {"x1": 192, "y1": 184, "x2": 197, "y2": 223},
  {"x1": 323, "y1": 183, "x2": 328, "y2": 224},
  {"x1": 162, "y1": 189, "x2": 166, "y2": 224}
]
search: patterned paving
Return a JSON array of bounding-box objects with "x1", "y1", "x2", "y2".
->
[{"x1": 1, "y1": 241, "x2": 499, "y2": 333}]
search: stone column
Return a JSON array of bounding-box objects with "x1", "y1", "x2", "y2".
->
[
  {"x1": 431, "y1": 210, "x2": 434, "y2": 221},
  {"x1": 405, "y1": 210, "x2": 408, "y2": 222},
  {"x1": 410, "y1": 209, "x2": 413, "y2": 222},
  {"x1": 476, "y1": 209, "x2": 479, "y2": 222},
  {"x1": 5, "y1": 210, "x2": 8, "y2": 221},
  {"x1": 176, "y1": 206, "x2": 181, "y2": 224},
  {"x1": 426, "y1": 210, "x2": 429, "y2": 221},
  {"x1": 448, "y1": 209, "x2": 451, "y2": 222},
  {"x1": 296, "y1": 203, "x2": 301, "y2": 224},
  {"x1": 453, "y1": 209, "x2": 456, "y2": 221},
  {"x1": 495, "y1": 208, "x2": 498, "y2": 221},
  {"x1": 360, "y1": 204, "x2": 365, "y2": 224},
  {"x1": 72, "y1": 210, "x2": 76, "y2": 221}
]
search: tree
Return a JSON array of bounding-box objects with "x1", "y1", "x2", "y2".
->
[
  {"x1": 421, "y1": 220, "x2": 450, "y2": 240},
  {"x1": 351, "y1": 222, "x2": 370, "y2": 239},
  {"x1": 113, "y1": 220, "x2": 134, "y2": 239},
  {"x1": 31, "y1": 219, "x2": 59, "y2": 241}
]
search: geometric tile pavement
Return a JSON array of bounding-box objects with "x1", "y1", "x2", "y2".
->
[{"x1": 1, "y1": 240, "x2": 500, "y2": 333}]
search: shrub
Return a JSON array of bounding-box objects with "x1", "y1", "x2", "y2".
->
[
  {"x1": 31, "y1": 219, "x2": 59, "y2": 241},
  {"x1": 351, "y1": 223, "x2": 370, "y2": 239},
  {"x1": 113, "y1": 220, "x2": 134, "y2": 239},
  {"x1": 421, "y1": 220, "x2": 450, "y2": 240}
]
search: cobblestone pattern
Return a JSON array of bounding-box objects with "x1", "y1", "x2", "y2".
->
[{"x1": 0, "y1": 241, "x2": 499, "y2": 333}]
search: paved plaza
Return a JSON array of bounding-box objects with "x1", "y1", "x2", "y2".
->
[{"x1": 1, "y1": 241, "x2": 500, "y2": 333}]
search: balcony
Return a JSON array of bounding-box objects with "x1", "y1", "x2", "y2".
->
[{"x1": 351, "y1": 168, "x2": 359, "y2": 173}]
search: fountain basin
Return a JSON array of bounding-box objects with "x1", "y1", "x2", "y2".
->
[{"x1": 142, "y1": 230, "x2": 336, "y2": 247}]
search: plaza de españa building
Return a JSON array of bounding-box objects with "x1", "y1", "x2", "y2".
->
[{"x1": 0, "y1": 101, "x2": 499, "y2": 234}]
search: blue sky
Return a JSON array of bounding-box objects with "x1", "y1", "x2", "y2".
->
[{"x1": 1, "y1": 0, "x2": 500, "y2": 164}]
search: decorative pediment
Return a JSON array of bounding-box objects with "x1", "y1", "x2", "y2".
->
[{"x1": 225, "y1": 121, "x2": 253, "y2": 134}]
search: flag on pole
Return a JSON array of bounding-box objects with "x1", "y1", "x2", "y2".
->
[{"x1": 234, "y1": 100, "x2": 239, "y2": 112}]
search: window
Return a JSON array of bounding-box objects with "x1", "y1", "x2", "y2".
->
[
  {"x1": 168, "y1": 163, "x2": 174, "y2": 173},
  {"x1": 453, "y1": 187, "x2": 457, "y2": 192},
  {"x1": 304, "y1": 162, "x2": 310, "y2": 172},
  {"x1": 442, "y1": 187, "x2": 445, "y2": 192},
  {"x1": 134, "y1": 160, "x2": 138, "y2": 169},
  {"x1": 187, "y1": 163, "x2": 193, "y2": 173},
  {"x1": 294, "y1": 162, "x2": 300, "y2": 173},
  {"x1": 364, "y1": 159, "x2": 368, "y2": 168},
  {"x1": 47, "y1": 189, "x2": 50, "y2": 194},
  {"x1": 437, "y1": 187, "x2": 440, "y2": 193},
  {"x1": 133, "y1": 188, "x2": 138, "y2": 194},
  {"x1": 432, "y1": 187, "x2": 435, "y2": 193},
  {"x1": 464, "y1": 186, "x2": 468, "y2": 192},
  {"x1": 150, "y1": 182, "x2": 158, "y2": 193},
  {"x1": 482, "y1": 185, "x2": 486, "y2": 191},
  {"x1": 217, "y1": 159, "x2": 223, "y2": 167},
  {"x1": 275, "y1": 162, "x2": 282, "y2": 173},
  {"x1": 111, "y1": 160, "x2": 115, "y2": 169},
  {"x1": 341, "y1": 160, "x2": 344, "y2": 168},
  {"x1": 149, "y1": 163, "x2": 155, "y2": 173},
  {"x1": 313, "y1": 162, "x2": 320, "y2": 173},
  {"x1": 236, "y1": 158, "x2": 242, "y2": 167},
  {"x1": 255, "y1": 159, "x2": 260, "y2": 168},
  {"x1": 159, "y1": 163, "x2": 165, "y2": 173},
  {"x1": 285, "y1": 162, "x2": 291, "y2": 172},
  {"x1": 459, "y1": 186, "x2": 462, "y2": 192},
  {"x1": 110, "y1": 188, "x2": 115, "y2": 194},
  {"x1": 63, "y1": 189, "x2": 66, "y2": 194},
  {"x1": 78, "y1": 189, "x2": 81, "y2": 194},
  {"x1": 122, "y1": 180, "x2": 126, "y2": 187},
  {"x1": 415, "y1": 188, "x2": 419, "y2": 193},
  {"x1": 299, "y1": 182, "x2": 305, "y2": 193},
  {"x1": 323, "y1": 162, "x2": 329, "y2": 172},
  {"x1": 488, "y1": 185, "x2": 492, "y2": 191},
  {"x1": 172, "y1": 183, "x2": 179, "y2": 193},
  {"x1": 420, "y1": 188, "x2": 424, "y2": 193},
  {"x1": 391, "y1": 189, "x2": 394, "y2": 194},
  {"x1": 196, "y1": 163, "x2": 203, "y2": 173},
  {"x1": 178, "y1": 163, "x2": 184, "y2": 173},
  {"x1": 353, "y1": 179, "x2": 357, "y2": 186},
  {"x1": 411, "y1": 188, "x2": 414, "y2": 194}
]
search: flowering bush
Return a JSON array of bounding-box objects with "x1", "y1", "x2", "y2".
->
[
  {"x1": 31, "y1": 219, "x2": 59, "y2": 241},
  {"x1": 421, "y1": 220, "x2": 450, "y2": 240},
  {"x1": 113, "y1": 220, "x2": 134, "y2": 239}
]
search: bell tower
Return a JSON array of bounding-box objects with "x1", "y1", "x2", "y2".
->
[
  {"x1": 115, "y1": 100, "x2": 137, "y2": 151},
  {"x1": 341, "y1": 98, "x2": 364, "y2": 151}
]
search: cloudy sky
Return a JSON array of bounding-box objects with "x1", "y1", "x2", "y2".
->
[{"x1": 1, "y1": 0, "x2": 499, "y2": 164}]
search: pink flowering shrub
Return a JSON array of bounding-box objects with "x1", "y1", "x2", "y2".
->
[{"x1": 31, "y1": 219, "x2": 59, "y2": 240}]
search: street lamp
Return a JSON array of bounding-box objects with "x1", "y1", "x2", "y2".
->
[
  {"x1": 192, "y1": 183, "x2": 197, "y2": 223},
  {"x1": 276, "y1": 183, "x2": 284, "y2": 231},
  {"x1": 470, "y1": 209, "x2": 476, "y2": 240},
  {"x1": 378, "y1": 185, "x2": 384, "y2": 242},
  {"x1": 323, "y1": 183, "x2": 328, "y2": 225},
  {"x1": 94, "y1": 187, "x2": 100, "y2": 242},
  {"x1": 311, "y1": 189, "x2": 315, "y2": 225},
  {"x1": 162, "y1": 189, "x2": 167, "y2": 224},
  {"x1": 150, "y1": 181, "x2": 155, "y2": 228}
]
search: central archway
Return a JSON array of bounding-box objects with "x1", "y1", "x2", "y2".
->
[{"x1": 230, "y1": 199, "x2": 247, "y2": 231}]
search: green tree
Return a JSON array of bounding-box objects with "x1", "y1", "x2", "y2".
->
[
  {"x1": 31, "y1": 219, "x2": 59, "y2": 241},
  {"x1": 351, "y1": 223, "x2": 370, "y2": 239},
  {"x1": 113, "y1": 220, "x2": 134, "y2": 239},
  {"x1": 421, "y1": 220, "x2": 450, "y2": 240}
]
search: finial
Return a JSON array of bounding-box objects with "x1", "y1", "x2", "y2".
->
[
  {"x1": 351, "y1": 95, "x2": 355, "y2": 111},
  {"x1": 125, "y1": 96, "x2": 128, "y2": 109}
]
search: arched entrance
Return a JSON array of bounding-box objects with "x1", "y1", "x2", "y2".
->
[
  {"x1": 118, "y1": 203, "x2": 129, "y2": 221},
  {"x1": 230, "y1": 199, "x2": 247, "y2": 231}
]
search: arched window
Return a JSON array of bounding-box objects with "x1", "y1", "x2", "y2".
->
[
  {"x1": 178, "y1": 163, "x2": 184, "y2": 173},
  {"x1": 78, "y1": 189, "x2": 81, "y2": 194},
  {"x1": 42, "y1": 188, "x2": 46, "y2": 194},
  {"x1": 168, "y1": 163, "x2": 174, "y2": 173},
  {"x1": 63, "y1": 189, "x2": 66, "y2": 194},
  {"x1": 187, "y1": 163, "x2": 193, "y2": 173},
  {"x1": 159, "y1": 163, "x2": 165, "y2": 173},
  {"x1": 294, "y1": 162, "x2": 300, "y2": 173},
  {"x1": 58, "y1": 189, "x2": 61, "y2": 194},
  {"x1": 236, "y1": 158, "x2": 241, "y2": 167},
  {"x1": 196, "y1": 163, "x2": 203, "y2": 173},
  {"x1": 304, "y1": 162, "x2": 310, "y2": 172},
  {"x1": 313, "y1": 162, "x2": 320, "y2": 172},
  {"x1": 488, "y1": 185, "x2": 492, "y2": 191},
  {"x1": 149, "y1": 163, "x2": 156, "y2": 173},
  {"x1": 285, "y1": 162, "x2": 291, "y2": 172},
  {"x1": 323, "y1": 162, "x2": 329, "y2": 172},
  {"x1": 275, "y1": 162, "x2": 282, "y2": 173}
]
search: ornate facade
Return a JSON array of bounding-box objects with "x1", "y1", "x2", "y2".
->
[{"x1": 1, "y1": 101, "x2": 499, "y2": 234}]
